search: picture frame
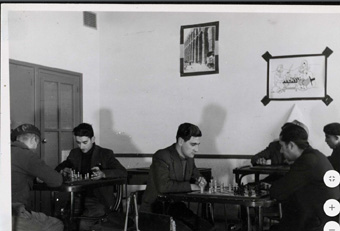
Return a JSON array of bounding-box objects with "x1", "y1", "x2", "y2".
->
[
  {"x1": 180, "y1": 21, "x2": 219, "y2": 77},
  {"x1": 261, "y1": 47, "x2": 333, "y2": 106}
]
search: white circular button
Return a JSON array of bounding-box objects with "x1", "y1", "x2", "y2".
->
[
  {"x1": 324, "y1": 199, "x2": 340, "y2": 217},
  {"x1": 324, "y1": 221, "x2": 340, "y2": 231},
  {"x1": 324, "y1": 170, "x2": 340, "y2": 188}
]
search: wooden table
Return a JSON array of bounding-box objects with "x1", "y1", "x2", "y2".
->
[
  {"x1": 233, "y1": 165, "x2": 290, "y2": 185},
  {"x1": 33, "y1": 177, "x2": 126, "y2": 230},
  {"x1": 159, "y1": 190, "x2": 277, "y2": 231}
]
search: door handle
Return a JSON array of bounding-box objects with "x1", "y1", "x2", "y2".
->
[{"x1": 42, "y1": 138, "x2": 47, "y2": 143}]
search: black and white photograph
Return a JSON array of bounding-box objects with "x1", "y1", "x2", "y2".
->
[
  {"x1": 1, "y1": 4, "x2": 340, "y2": 231},
  {"x1": 180, "y1": 21, "x2": 219, "y2": 76}
]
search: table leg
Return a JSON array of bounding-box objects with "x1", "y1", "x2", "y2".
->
[
  {"x1": 224, "y1": 204, "x2": 229, "y2": 231},
  {"x1": 258, "y1": 206, "x2": 263, "y2": 231},
  {"x1": 51, "y1": 191, "x2": 55, "y2": 216},
  {"x1": 247, "y1": 206, "x2": 251, "y2": 231},
  {"x1": 68, "y1": 192, "x2": 74, "y2": 231}
]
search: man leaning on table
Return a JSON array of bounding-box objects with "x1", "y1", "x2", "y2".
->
[
  {"x1": 11, "y1": 124, "x2": 64, "y2": 231},
  {"x1": 55, "y1": 123, "x2": 127, "y2": 231},
  {"x1": 140, "y1": 122, "x2": 216, "y2": 231},
  {"x1": 270, "y1": 122, "x2": 340, "y2": 231}
]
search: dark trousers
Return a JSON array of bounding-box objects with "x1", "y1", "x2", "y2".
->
[{"x1": 153, "y1": 201, "x2": 215, "y2": 231}]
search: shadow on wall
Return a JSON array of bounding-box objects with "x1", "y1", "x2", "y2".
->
[
  {"x1": 198, "y1": 103, "x2": 227, "y2": 154},
  {"x1": 99, "y1": 108, "x2": 141, "y2": 154},
  {"x1": 198, "y1": 104, "x2": 240, "y2": 183}
]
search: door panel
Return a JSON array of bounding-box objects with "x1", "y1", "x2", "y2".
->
[
  {"x1": 39, "y1": 68, "x2": 81, "y2": 167},
  {"x1": 9, "y1": 63, "x2": 35, "y2": 128}
]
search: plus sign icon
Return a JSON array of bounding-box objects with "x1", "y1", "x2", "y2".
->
[
  {"x1": 324, "y1": 170, "x2": 340, "y2": 188},
  {"x1": 324, "y1": 199, "x2": 340, "y2": 217}
]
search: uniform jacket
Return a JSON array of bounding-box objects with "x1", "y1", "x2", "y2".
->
[
  {"x1": 270, "y1": 146, "x2": 340, "y2": 231},
  {"x1": 328, "y1": 145, "x2": 340, "y2": 173},
  {"x1": 55, "y1": 144, "x2": 127, "y2": 209},
  {"x1": 140, "y1": 144, "x2": 201, "y2": 213},
  {"x1": 11, "y1": 141, "x2": 63, "y2": 208}
]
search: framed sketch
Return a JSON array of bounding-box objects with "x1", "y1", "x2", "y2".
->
[
  {"x1": 180, "y1": 21, "x2": 219, "y2": 77},
  {"x1": 261, "y1": 47, "x2": 333, "y2": 106}
]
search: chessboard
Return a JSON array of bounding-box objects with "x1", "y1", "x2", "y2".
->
[
  {"x1": 189, "y1": 189, "x2": 269, "y2": 199},
  {"x1": 189, "y1": 182, "x2": 270, "y2": 199}
]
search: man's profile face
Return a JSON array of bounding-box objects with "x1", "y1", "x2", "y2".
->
[
  {"x1": 75, "y1": 136, "x2": 95, "y2": 153},
  {"x1": 325, "y1": 134, "x2": 338, "y2": 149},
  {"x1": 29, "y1": 135, "x2": 40, "y2": 150},
  {"x1": 279, "y1": 139, "x2": 297, "y2": 161},
  {"x1": 179, "y1": 136, "x2": 200, "y2": 159}
]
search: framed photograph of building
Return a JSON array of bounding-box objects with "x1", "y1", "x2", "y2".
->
[
  {"x1": 261, "y1": 47, "x2": 333, "y2": 106},
  {"x1": 180, "y1": 21, "x2": 219, "y2": 77}
]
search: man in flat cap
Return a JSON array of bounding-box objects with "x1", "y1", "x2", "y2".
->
[
  {"x1": 324, "y1": 122, "x2": 340, "y2": 173},
  {"x1": 11, "y1": 124, "x2": 64, "y2": 231}
]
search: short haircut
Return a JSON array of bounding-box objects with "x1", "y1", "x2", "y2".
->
[
  {"x1": 73, "y1": 123, "x2": 94, "y2": 138},
  {"x1": 176, "y1": 123, "x2": 202, "y2": 142},
  {"x1": 280, "y1": 123, "x2": 309, "y2": 149}
]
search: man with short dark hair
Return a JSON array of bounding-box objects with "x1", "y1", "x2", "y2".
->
[
  {"x1": 55, "y1": 123, "x2": 127, "y2": 231},
  {"x1": 270, "y1": 123, "x2": 340, "y2": 231},
  {"x1": 11, "y1": 124, "x2": 64, "y2": 231},
  {"x1": 324, "y1": 122, "x2": 340, "y2": 173},
  {"x1": 140, "y1": 122, "x2": 215, "y2": 231}
]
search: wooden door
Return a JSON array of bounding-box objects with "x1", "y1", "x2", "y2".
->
[{"x1": 38, "y1": 67, "x2": 81, "y2": 168}]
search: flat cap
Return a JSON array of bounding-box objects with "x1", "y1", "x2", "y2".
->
[
  {"x1": 283, "y1": 120, "x2": 309, "y2": 135},
  {"x1": 324, "y1": 123, "x2": 340, "y2": 136},
  {"x1": 12, "y1": 124, "x2": 41, "y2": 139}
]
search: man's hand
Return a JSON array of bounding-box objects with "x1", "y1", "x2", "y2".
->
[
  {"x1": 91, "y1": 167, "x2": 106, "y2": 180},
  {"x1": 36, "y1": 177, "x2": 44, "y2": 183},
  {"x1": 60, "y1": 167, "x2": 72, "y2": 177},
  {"x1": 256, "y1": 158, "x2": 269, "y2": 165},
  {"x1": 196, "y1": 176, "x2": 207, "y2": 187}
]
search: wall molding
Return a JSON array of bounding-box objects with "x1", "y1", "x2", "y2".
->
[{"x1": 115, "y1": 153, "x2": 252, "y2": 159}]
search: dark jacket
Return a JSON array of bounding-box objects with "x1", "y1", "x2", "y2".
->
[
  {"x1": 251, "y1": 140, "x2": 285, "y2": 166},
  {"x1": 11, "y1": 141, "x2": 63, "y2": 208},
  {"x1": 140, "y1": 144, "x2": 201, "y2": 213},
  {"x1": 328, "y1": 145, "x2": 340, "y2": 173},
  {"x1": 270, "y1": 146, "x2": 340, "y2": 231},
  {"x1": 55, "y1": 144, "x2": 127, "y2": 209}
]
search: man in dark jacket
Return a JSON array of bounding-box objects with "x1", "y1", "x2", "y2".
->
[
  {"x1": 55, "y1": 123, "x2": 127, "y2": 231},
  {"x1": 11, "y1": 124, "x2": 64, "y2": 231},
  {"x1": 140, "y1": 122, "x2": 215, "y2": 231},
  {"x1": 324, "y1": 122, "x2": 340, "y2": 173},
  {"x1": 270, "y1": 122, "x2": 340, "y2": 231}
]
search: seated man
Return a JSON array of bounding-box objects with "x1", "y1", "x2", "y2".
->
[
  {"x1": 55, "y1": 123, "x2": 127, "y2": 231},
  {"x1": 11, "y1": 124, "x2": 64, "y2": 231},
  {"x1": 323, "y1": 122, "x2": 340, "y2": 173},
  {"x1": 140, "y1": 122, "x2": 215, "y2": 231},
  {"x1": 270, "y1": 122, "x2": 340, "y2": 231}
]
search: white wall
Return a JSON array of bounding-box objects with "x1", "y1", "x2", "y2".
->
[{"x1": 98, "y1": 10, "x2": 340, "y2": 155}]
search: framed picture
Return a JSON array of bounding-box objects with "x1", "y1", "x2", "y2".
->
[
  {"x1": 180, "y1": 21, "x2": 219, "y2": 77},
  {"x1": 261, "y1": 47, "x2": 333, "y2": 106}
]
